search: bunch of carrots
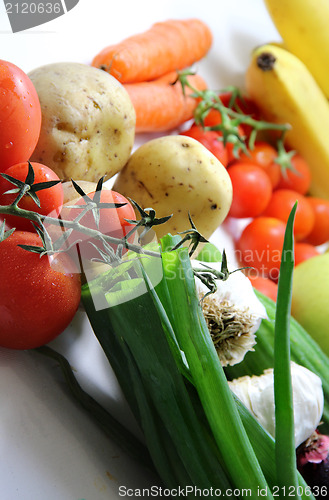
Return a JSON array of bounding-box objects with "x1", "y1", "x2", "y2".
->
[{"x1": 91, "y1": 19, "x2": 212, "y2": 132}]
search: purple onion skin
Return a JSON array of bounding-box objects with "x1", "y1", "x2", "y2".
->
[
  {"x1": 297, "y1": 431, "x2": 329, "y2": 493},
  {"x1": 298, "y1": 459, "x2": 329, "y2": 489}
]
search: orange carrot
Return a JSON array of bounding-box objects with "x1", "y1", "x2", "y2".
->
[
  {"x1": 123, "y1": 71, "x2": 207, "y2": 133},
  {"x1": 92, "y1": 19, "x2": 212, "y2": 83}
]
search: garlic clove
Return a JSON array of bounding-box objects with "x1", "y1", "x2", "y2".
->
[{"x1": 229, "y1": 362, "x2": 324, "y2": 447}]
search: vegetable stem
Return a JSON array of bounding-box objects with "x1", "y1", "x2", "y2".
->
[
  {"x1": 274, "y1": 202, "x2": 300, "y2": 498},
  {"x1": 158, "y1": 240, "x2": 273, "y2": 496}
]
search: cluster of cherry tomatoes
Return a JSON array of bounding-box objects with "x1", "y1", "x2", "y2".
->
[
  {"x1": 181, "y1": 91, "x2": 329, "y2": 302},
  {"x1": 0, "y1": 59, "x2": 135, "y2": 350}
]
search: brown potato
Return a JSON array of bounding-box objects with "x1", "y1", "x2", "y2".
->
[
  {"x1": 29, "y1": 62, "x2": 136, "y2": 182},
  {"x1": 113, "y1": 135, "x2": 233, "y2": 240}
]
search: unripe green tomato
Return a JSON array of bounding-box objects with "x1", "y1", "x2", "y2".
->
[{"x1": 291, "y1": 252, "x2": 329, "y2": 356}]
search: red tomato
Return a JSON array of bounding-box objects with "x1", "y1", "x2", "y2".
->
[
  {"x1": 67, "y1": 189, "x2": 136, "y2": 260},
  {"x1": 302, "y1": 197, "x2": 329, "y2": 246},
  {"x1": 237, "y1": 141, "x2": 281, "y2": 188},
  {"x1": 180, "y1": 124, "x2": 228, "y2": 166},
  {"x1": 276, "y1": 153, "x2": 311, "y2": 195},
  {"x1": 262, "y1": 189, "x2": 315, "y2": 241},
  {"x1": 248, "y1": 275, "x2": 278, "y2": 302},
  {"x1": 236, "y1": 217, "x2": 287, "y2": 281},
  {"x1": 0, "y1": 60, "x2": 41, "y2": 173},
  {"x1": 0, "y1": 161, "x2": 64, "y2": 231},
  {"x1": 0, "y1": 231, "x2": 81, "y2": 349},
  {"x1": 294, "y1": 242, "x2": 320, "y2": 267},
  {"x1": 227, "y1": 162, "x2": 272, "y2": 218}
]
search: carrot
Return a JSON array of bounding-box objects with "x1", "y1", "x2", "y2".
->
[
  {"x1": 92, "y1": 19, "x2": 212, "y2": 83},
  {"x1": 123, "y1": 71, "x2": 207, "y2": 133}
]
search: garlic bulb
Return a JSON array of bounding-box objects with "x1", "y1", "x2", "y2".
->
[
  {"x1": 191, "y1": 260, "x2": 267, "y2": 367},
  {"x1": 228, "y1": 362, "x2": 324, "y2": 447}
]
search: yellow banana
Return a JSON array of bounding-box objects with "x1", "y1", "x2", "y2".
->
[
  {"x1": 264, "y1": 0, "x2": 329, "y2": 97},
  {"x1": 245, "y1": 44, "x2": 329, "y2": 200}
]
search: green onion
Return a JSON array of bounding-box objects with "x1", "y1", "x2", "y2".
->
[
  {"x1": 274, "y1": 203, "x2": 300, "y2": 496},
  {"x1": 82, "y1": 258, "x2": 232, "y2": 492},
  {"x1": 157, "y1": 236, "x2": 272, "y2": 496}
]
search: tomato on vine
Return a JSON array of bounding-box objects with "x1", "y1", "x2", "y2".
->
[
  {"x1": 0, "y1": 60, "x2": 41, "y2": 173},
  {"x1": 180, "y1": 124, "x2": 229, "y2": 166},
  {"x1": 276, "y1": 153, "x2": 311, "y2": 195},
  {"x1": 203, "y1": 90, "x2": 260, "y2": 139},
  {"x1": 236, "y1": 217, "x2": 287, "y2": 281},
  {"x1": 294, "y1": 242, "x2": 320, "y2": 267},
  {"x1": 262, "y1": 189, "x2": 315, "y2": 241},
  {"x1": 67, "y1": 188, "x2": 136, "y2": 260},
  {"x1": 227, "y1": 162, "x2": 272, "y2": 218},
  {"x1": 0, "y1": 231, "x2": 81, "y2": 349},
  {"x1": 0, "y1": 161, "x2": 64, "y2": 232},
  {"x1": 302, "y1": 197, "x2": 329, "y2": 246},
  {"x1": 237, "y1": 141, "x2": 281, "y2": 188}
]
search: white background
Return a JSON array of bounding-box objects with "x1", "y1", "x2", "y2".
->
[{"x1": 0, "y1": 1, "x2": 280, "y2": 499}]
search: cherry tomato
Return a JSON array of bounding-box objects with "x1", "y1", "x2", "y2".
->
[
  {"x1": 294, "y1": 242, "x2": 320, "y2": 267},
  {"x1": 227, "y1": 162, "x2": 272, "y2": 218},
  {"x1": 276, "y1": 153, "x2": 311, "y2": 195},
  {"x1": 180, "y1": 124, "x2": 228, "y2": 166},
  {"x1": 302, "y1": 197, "x2": 329, "y2": 246},
  {"x1": 67, "y1": 189, "x2": 136, "y2": 260},
  {"x1": 0, "y1": 60, "x2": 42, "y2": 173},
  {"x1": 248, "y1": 274, "x2": 278, "y2": 302},
  {"x1": 237, "y1": 141, "x2": 281, "y2": 188},
  {"x1": 0, "y1": 162, "x2": 64, "y2": 232},
  {"x1": 236, "y1": 217, "x2": 287, "y2": 281},
  {"x1": 262, "y1": 189, "x2": 315, "y2": 241},
  {"x1": 0, "y1": 231, "x2": 81, "y2": 349}
]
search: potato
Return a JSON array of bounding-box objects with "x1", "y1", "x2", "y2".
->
[
  {"x1": 113, "y1": 135, "x2": 233, "y2": 240},
  {"x1": 28, "y1": 62, "x2": 136, "y2": 182}
]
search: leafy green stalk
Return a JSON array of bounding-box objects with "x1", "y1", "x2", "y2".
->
[
  {"x1": 274, "y1": 203, "x2": 300, "y2": 496},
  {"x1": 157, "y1": 238, "x2": 272, "y2": 496},
  {"x1": 82, "y1": 264, "x2": 232, "y2": 492}
]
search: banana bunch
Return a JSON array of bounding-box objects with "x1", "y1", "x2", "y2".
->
[
  {"x1": 246, "y1": 16, "x2": 329, "y2": 199},
  {"x1": 264, "y1": 0, "x2": 329, "y2": 97}
]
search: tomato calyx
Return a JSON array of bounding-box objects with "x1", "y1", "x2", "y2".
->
[
  {"x1": 69, "y1": 177, "x2": 128, "y2": 227},
  {"x1": 273, "y1": 140, "x2": 298, "y2": 177},
  {"x1": 170, "y1": 211, "x2": 208, "y2": 257},
  {"x1": 1, "y1": 161, "x2": 61, "y2": 209},
  {"x1": 125, "y1": 198, "x2": 173, "y2": 242}
]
